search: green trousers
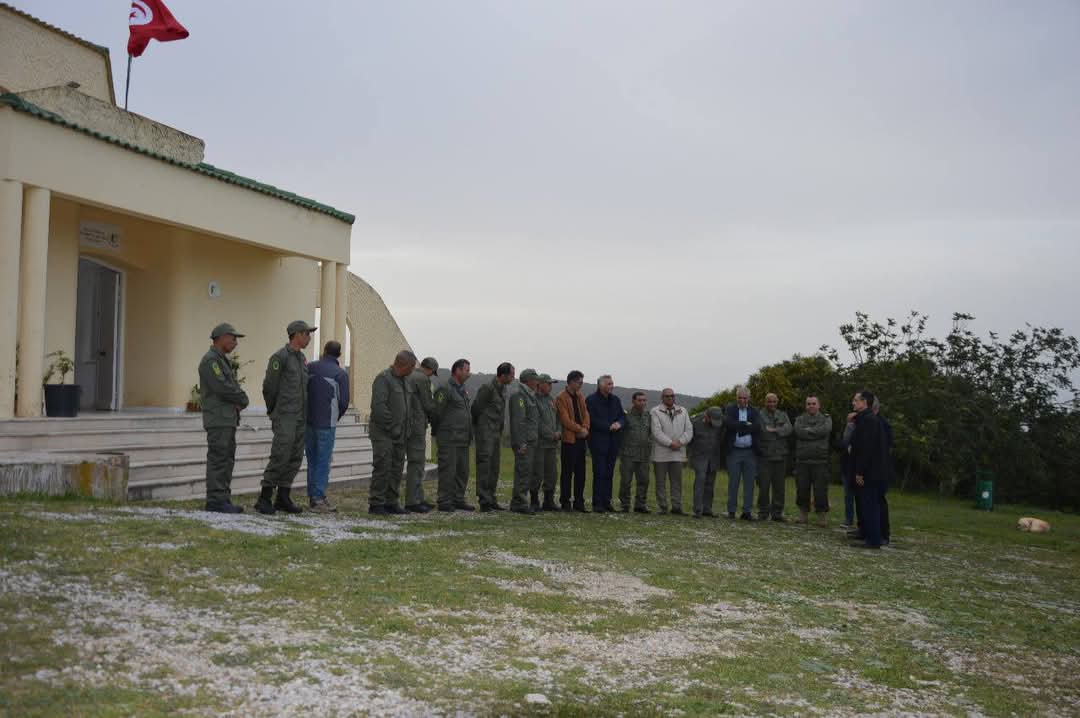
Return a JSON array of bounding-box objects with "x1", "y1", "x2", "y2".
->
[
  {"x1": 262, "y1": 415, "x2": 305, "y2": 490},
  {"x1": 533, "y1": 445, "x2": 558, "y2": 497},
  {"x1": 405, "y1": 438, "x2": 428, "y2": 506},
  {"x1": 474, "y1": 431, "x2": 502, "y2": 507},
  {"x1": 370, "y1": 436, "x2": 406, "y2": 507},
  {"x1": 437, "y1": 443, "x2": 470, "y2": 508},
  {"x1": 796, "y1": 461, "x2": 830, "y2": 513},
  {"x1": 509, "y1": 443, "x2": 536, "y2": 510},
  {"x1": 205, "y1": 426, "x2": 237, "y2": 504},
  {"x1": 618, "y1": 456, "x2": 650, "y2": 510},
  {"x1": 757, "y1": 459, "x2": 787, "y2": 517}
]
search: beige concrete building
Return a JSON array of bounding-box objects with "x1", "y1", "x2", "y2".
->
[{"x1": 0, "y1": 3, "x2": 409, "y2": 419}]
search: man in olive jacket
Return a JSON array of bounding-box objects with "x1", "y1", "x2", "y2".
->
[
  {"x1": 473, "y1": 362, "x2": 515, "y2": 512},
  {"x1": 618, "y1": 391, "x2": 652, "y2": 513},
  {"x1": 257, "y1": 320, "x2": 315, "y2": 515},
  {"x1": 688, "y1": 407, "x2": 725, "y2": 518},
  {"x1": 534, "y1": 374, "x2": 562, "y2": 511},
  {"x1": 794, "y1": 395, "x2": 833, "y2": 526},
  {"x1": 199, "y1": 323, "x2": 250, "y2": 514},
  {"x1": 758, "y1": 393, "x2": 793, "y2": 521},
  {"x1": 508, "y1": 368, "x2": 541, "y2": 515},
  {"x1": 369, "y1": 350, "x2": 416, "y2": 515},
  {"x1": 433, "y1": 359, "x2": 474, "y2": 512},
  {"x1": 404, "y1": 357, "x2": 439, "y2": 513}
]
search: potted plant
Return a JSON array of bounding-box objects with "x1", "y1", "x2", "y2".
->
[
  {"x1": 43, "y1": 350, "x2": 80, "y2": 417},
  {"x1": 186, "y1": 384, "x2": 202, "y2": 413}
]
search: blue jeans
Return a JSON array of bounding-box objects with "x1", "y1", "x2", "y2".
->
[
  {"x1": 305, "y1": 426, "x2": 336, "y2": 501},
  {"x1": 726, "y1": 448, "x2": 757, "y2": 515}
]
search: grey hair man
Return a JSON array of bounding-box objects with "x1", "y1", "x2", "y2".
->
[{"x1": 723, "y1": 386, "x2": 762, "y2": 520}]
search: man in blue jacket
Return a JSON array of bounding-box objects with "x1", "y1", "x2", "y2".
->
[
  {"x1": 585, "y1": 374, "x2": 626, "y2": 513},
  {"x1": 723, "y1": 386, "x2": 762, "y2": 520},
  {"x1": 306, "y1": 340, "x2": 350, "y2": 512}
]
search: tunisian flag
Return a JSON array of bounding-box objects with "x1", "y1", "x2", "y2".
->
[{"x1": 127, "y1": 0, "x2": 189, "y2": 57}]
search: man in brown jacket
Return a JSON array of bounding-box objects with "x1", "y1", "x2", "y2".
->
[{"x1": 556, "y1": 370, "x2": 591, "y2": 511}]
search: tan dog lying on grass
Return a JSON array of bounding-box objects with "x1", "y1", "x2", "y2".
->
[{"x1": 1017, "y1": 517, "x2": 1051, "y2": 533}]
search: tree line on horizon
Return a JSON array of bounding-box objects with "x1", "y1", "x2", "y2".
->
[{"x1": 691, "y1": 311, "x2": 1080, "y2": 511}]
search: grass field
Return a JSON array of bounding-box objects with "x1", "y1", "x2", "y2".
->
[{"x1": 2, "y1": 448, "x2": 1078, "y2": 717}]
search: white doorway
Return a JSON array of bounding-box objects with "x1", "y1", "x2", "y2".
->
[{"x1": 75, "y1": 257, "x2": 123, "y2": 411}]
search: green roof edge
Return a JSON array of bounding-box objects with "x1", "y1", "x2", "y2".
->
[{"x1": 0, "y1": 92, "x2": 356, "y2": 224}]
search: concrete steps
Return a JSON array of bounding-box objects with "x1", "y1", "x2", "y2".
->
[{"x1": 0, "y1": 411, "x2": 400, "y2": 502}]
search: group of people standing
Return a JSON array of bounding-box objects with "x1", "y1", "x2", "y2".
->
[
  {"x1": 365, "y1": 354, "x2": 893, "y2": 550},
  {"x1": 198, "y1": 326, "x2": 890, "y2": 550}
]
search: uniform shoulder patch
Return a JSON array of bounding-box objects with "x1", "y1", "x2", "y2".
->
[
  {"x1": 437, "y1": 393, "x2": 445, "y2": 403},
  {"x1": 212, "y1": 362, "x2": 223, "y2": 378},
  {"x1": 518, "y1": 398, "x2": 525, "y2": 408},
  {"x1": 272, "y1": 359, "x2": 281, "y2": 371}
]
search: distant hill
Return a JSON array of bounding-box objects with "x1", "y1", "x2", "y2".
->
[{"x1": 433, "y1": 370, "x2": 708, "y2": 412}]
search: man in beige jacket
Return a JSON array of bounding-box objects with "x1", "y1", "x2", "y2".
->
[{"x1": 650, "y1": 389, "x2": 694, "y2": 515}]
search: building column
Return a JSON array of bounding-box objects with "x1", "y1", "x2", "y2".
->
[
  {"x1": 17, "y1": 186, "x2": 50, "y2": 417},
  {"x1": 0, "y1": 180, "x2": 23, "y2": 418},
  {"x1": 320, "y1": 260, "x2": 337, "y2": 343},
  {"x1": 334, "y1": 262, "x2": 347, "y2": 345}
]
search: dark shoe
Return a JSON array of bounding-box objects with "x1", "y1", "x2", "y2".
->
[
  {"x1": 573, "y1": 504, "x2": 589, "y2": 513},
  {"x1": 728, "y1": 512, "x2": 736, "y2": 519},
  {"x1": 702, "y1": 511, "x2": 716, "y2": 517},
  {"x1": 255, "y1": 487, "x2": 276, "y2": 515},
  {"x1": 404, "y1": 504, "x2": 431, "y2": 514},
  {"x1": 453, "y1": 502, "x2": 476, "y2": 512},
  {"x1": 740, "y1": 512, "x2": 755, "y2": 521},
  {"x1": 757, "y1": 513, "x2": 770, "y2": 521},
  {"x1": 634, "y1": 506, "x2": 651, "y2": 514},
  {"x1": 592, "y1": 505, "x2": 607, "y2": 514},
  {"x1": 604, "y1": 504, "x2": 616, "y2": 513},
  {"x1": 671, "y1": 508, "x2": 685, "y2": 516},
  {"x1": 479, "y1": 504, "x2": 497, "y2": 513},
  {"x1": 384, "y1": 503, "x2": 408, "y2": 515},
  {"x1": 692, "y1": 513, "x2": 702, "y2": 519},
  {"x1": 419, "y1": 502, "x2": 434, "y2": 512},
  {"x1": 437, "y1": 505, "x2": 455, "y2": 512},
  {"x1": 530, "y1": 502, "x2": 540, "y2": 512},
  {"x1": 846, "y1": 531, "x2": 864, "y2": 539},
  {"x1": 620, "y1": 506, "x2": 631, "y2": 513},
  {"x1": 274, "y1": 488, "x2": 303, "y2": 514},
  {"x1": 205, "y1": 501, "x2": 243, "y2": 514},
  {"x1": 368, "y1": 504, "x2": 389, "y2": 515},
  {"x1": 490, "y1": 503, "x2": 506, "y2": 511},
  {"x1": 560, "y1": 503, "x2": 572, "y2": 512},
  {"x1": 771, "y1": 514, "x2": 787, "y2": 522},
  {"x1": 541, "y1": 501, "x2": 559, "y2": 512},
  {"x1": 510, "y1": 506, "x2": 536, "y2": 515}
]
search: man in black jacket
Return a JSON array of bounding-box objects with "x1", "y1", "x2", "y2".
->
[
  {"x1": 723, "y1": 386, "x2": 762, "y2": 520},
  {"x1": 850, "y1": 390, "x2": 887, "y2": 549}
]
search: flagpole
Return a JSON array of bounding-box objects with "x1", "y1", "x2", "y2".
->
[{"x1": 124, "y1": 55, "x2": 132, "y2": 110}]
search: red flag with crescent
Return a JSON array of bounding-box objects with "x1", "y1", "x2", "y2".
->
[{"x1": 127, "y1": 0, "x2": 189, "y2": 58}]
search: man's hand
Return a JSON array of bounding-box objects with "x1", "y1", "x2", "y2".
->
[
  {"x1": 577, "y1": 429, "x2": 588, "y2": 439},
  {"x1": 765, "y1": 426, "x2": 777, "y2": 433},
  {"x1": 847, "y1": 412, "x2": 857, "y2": 423},
  {"x1": 553, "y1": 432, "x2": 561, "y2": 441},
  {"x1": 517, "y1": 445, "x2": 528, "y2": 455},
  {"x1": 610, "y1": 422, "x2": 622, "y2": 431},
  {"x1": 670, "y1": 440, "x2": 682, "y2": 450},
  {"x1": 855, "y1": 475, "x2": 865, "y2": 487}
]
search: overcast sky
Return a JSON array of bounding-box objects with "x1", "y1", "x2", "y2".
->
[{"x1": 23, "y1": 1, "x2": 1080, "y2": 396}]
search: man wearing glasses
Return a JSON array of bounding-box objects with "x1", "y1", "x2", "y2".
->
[{"x1": 650, "y1": 389, "x2": 694, "y2": 515}]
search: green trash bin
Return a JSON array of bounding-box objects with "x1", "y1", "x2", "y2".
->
[{"x1": 975, "y1": 470, "x2": 994, "y2": 511}]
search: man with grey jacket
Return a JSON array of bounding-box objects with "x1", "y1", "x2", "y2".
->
[
  {"x1": 794, "y1": 395, "x2": 833, "y2": 526},
  {"x1": 650, "y1": 389, "x2": 694, "y2": 515}
]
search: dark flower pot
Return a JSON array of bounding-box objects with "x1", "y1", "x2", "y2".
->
[{"x1": 44, "y1": 384, "x2": 81, "y2": 417}]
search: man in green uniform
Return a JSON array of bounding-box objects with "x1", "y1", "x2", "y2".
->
[
  {"x1": 758, "y1": 392, "x2": 793, "y2": 521},
  {"x1": 795, "y1": 395, "x2": 833, "y2": 526},
  {"x1": 688, "y1": 407, "x2": 725, "y2": 518},
  {"x1": 472, "y1": 362, "x2": 514, "y2": 512},
  {"x1": 256, "y1": 320, "x2": 315, "y2": 515},
  {"x1": 199, "y1": 323, "x2": 250, "y2": 513},
  {"x1": 508, "y1": 368, "x2": 541, "y2": 515},
  {"x1": 404, "y1": 357, "x2": 439, "y2": 513},
  {"x1": 618, "y1": 391, "x2": 652, "y2": 513},
  {"x1": 433, "y1": 358, "x2": 474, "y2": 512},
  {"x1": 533, "y1": 374, "x2": 561, "y2": 511},
  {"x1": 369, "y1": 350, "x2": 416, "y2": 515}
]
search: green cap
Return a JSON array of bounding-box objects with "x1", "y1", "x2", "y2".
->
[
  {"x1": 287, "y1": 320, "x2": 317, "y2": 336},
  {"x1": 420, "y1": 357, "x2": 439, "y2": 372},
  {"x1": 537, "y1": 373, "x2": 557, "y2": 384},
  {"x1": 210, "y1": 322, "x2": 244, "y2": 339},
  {"x1": 519, "y1": 368, "x2": 539, "y2": 383},
  {"x1": 707, "y1": 407, "x2": 725, "y2": 423}
]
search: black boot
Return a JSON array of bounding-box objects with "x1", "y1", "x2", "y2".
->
[
  {"x1": 530, "y1": 490, "x2": 540, "y2": 511},
  {"x1": 254, "y1": 486, "x2": 276, "y2": 515},
  {"x1": 541, "y1": 493, "x2": 558, "y2": 511},
  {"x1": 274, "y1": 487, "x2": 303, "y2": 514}
]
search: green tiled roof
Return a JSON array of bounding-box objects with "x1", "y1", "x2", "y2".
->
[{"x1": 0, "y1": 92, "x2": 355, "y2": 224}]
